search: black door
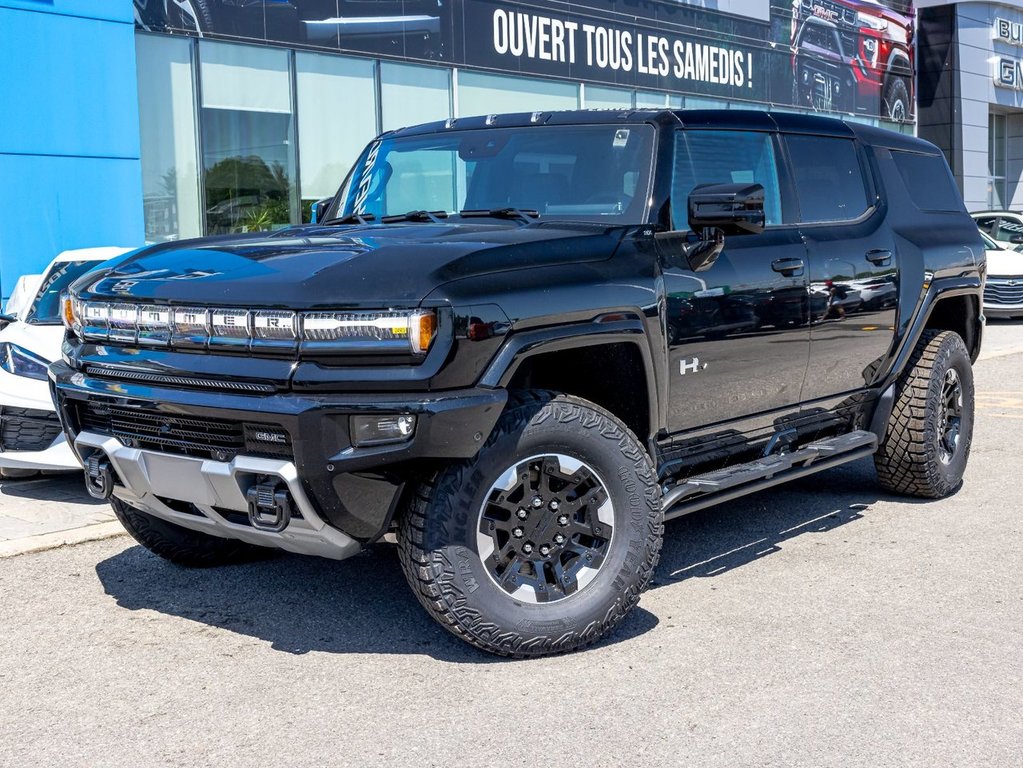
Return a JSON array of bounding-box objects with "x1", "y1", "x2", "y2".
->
[
  {"x1": 665, "y1": 128, "x2": 811, "y2": 433},
  {"x1": 783, "y1": 134, "x2": 899, "y2": 400}
]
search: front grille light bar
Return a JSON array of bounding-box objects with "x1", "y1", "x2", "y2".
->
[{"x1": 72, "y1": 300, "x2": 437, "y2": 356}]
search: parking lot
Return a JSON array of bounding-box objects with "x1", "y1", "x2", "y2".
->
[{"x1": 0, "y1": 323, "x2": 1021, "y2": 767}]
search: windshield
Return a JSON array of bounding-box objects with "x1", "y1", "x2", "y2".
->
[
  {"x1": 337, "y1": 124, "x2": 656, "y2": 224},
  {"x1": 25, "y1": 261, "x2": 100, "y2": 324}
]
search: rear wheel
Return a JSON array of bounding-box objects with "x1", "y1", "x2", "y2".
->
[
  {"x1": 398, "y1": 392, "x2": 662, "y2": 657},
  {"x1": 111, "y1": 498, "x2": 275, "y2": 567},
  {"x1": 874, "y1": 330, "x2": 975, "y2": 498}
]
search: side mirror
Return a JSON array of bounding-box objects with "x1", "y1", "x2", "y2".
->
[
  {"x1": 311, "y1": 196, "x2": 335, "y2": 224},
  {"x1": 1010, "y1": 233, "x2": 1023, "y2": 245},
  {"x1": 688, "y1": 182, "x2": 766, "y2": 236},
  {"x1": 0, "y1": 312, "x2": 16, "y2": 331}
]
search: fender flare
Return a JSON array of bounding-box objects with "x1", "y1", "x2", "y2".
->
[
  {"x1": 479, "y1": 317, "x2": 661, "y2": 442},
  {"x1": 880, "y1": 276, "x2": 982, "y2": 391}
]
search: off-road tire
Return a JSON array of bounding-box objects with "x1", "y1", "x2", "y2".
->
[
  {"x1": 883, "y1": 76, "x2": 911, "y2": 122},
  {"x1": 111, "y1": 497, "x2": 275, "y2": 567},
  {"x1": 398, "y1": 391, "x2": 663, "y2": 657},
  {"x1": 874, "y1": 330, "x2": 974, "y2": 498}
]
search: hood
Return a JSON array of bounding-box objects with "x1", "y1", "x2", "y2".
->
[
  {"x1": 986, "y1": 247, "x2": 1023, "y2": 279},
  {"x1": 74, "y1": 222, "x2": 626, "y2": 308},
  {"x1": 0, "y1": 320, "x2": 65, "y2": 363}
]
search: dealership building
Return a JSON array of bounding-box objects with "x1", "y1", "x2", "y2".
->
[{"x1": 0, "y1": 0, "x2": 1017, "y2": 298}]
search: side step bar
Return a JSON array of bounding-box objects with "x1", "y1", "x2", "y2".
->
[{"x1": 660, "y1": 430, "x2": 878, "y2": 522}]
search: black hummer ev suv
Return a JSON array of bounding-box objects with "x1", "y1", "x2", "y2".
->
[{"x1": 51, "y1": 110, "x2": 984, "y2": 657}]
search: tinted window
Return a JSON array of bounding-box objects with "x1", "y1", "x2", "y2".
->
[
  {"x1": 995, "y1": 217, "x2": 1023, "y2": 244},
  {"x1": 786, "y1": 135, "x2": 870, "y2": 223},
  {"x1": 673, "y1": 130, "x2": 784, "y2": 227},
  {"x1": 891, "y1": 151, "x2": 964, "y2": 212},
  {"x1": 25, "y1": 261, "x2": 99, "y2": 325},
  {"x1": 975, "y1": 216, "x2": 999, "y2": 236}
]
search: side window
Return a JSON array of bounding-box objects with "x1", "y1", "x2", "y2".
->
[
  {"x1": 785, "y1": 135, "x2": 871, "y2": 223},
  {"x1": 891, "y1": 150, "x2": 964, "y2": 213},
  {"x1": 996, "y1": 217, "x2": 1023, "y2": 243},
  {"x1": 673, "y1": 130, "x2": 784, "y2": 227},
  {"x1": 975, "y1": 216, "x2": 998, "y2": 236}
]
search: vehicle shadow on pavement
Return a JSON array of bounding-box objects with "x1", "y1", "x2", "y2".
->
[
  {"x1": 93, "y1": 539, "x2": 659, "y2": 662},
  {"x1": 653, "y1": 457, "x2": 894, "y2": 587},
  {"x1": 92, "y1": 458, "x2": 908, "y2": 661},
  {"x1": 0, "y1": 473, "x2": 106, "y2": 505}
]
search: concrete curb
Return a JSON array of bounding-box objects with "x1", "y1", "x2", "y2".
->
[{"x1": 0, "y1": 522, "x2": 126, "y2": 559}]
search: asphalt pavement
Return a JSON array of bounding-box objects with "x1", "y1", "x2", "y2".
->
[{"x1": 0, "y1": 326, "x2": 1021, "y2": 767}]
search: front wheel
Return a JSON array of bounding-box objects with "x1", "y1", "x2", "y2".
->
[
  {"x1": 398, "y1": 392, "x2": 663, "y2": 657},
  {"x1": 112, "y1": 498, "x2": 276, "y2": 567},
  {"x1": 884, "y1": 76, "x2": 911, "y2": 122}
]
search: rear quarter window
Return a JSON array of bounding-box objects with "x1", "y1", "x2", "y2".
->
[{"x1": 891, "y1": 151, "x2": 964, "y2": 213}]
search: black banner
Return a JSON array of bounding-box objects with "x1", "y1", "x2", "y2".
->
[{"x1": 134, "y1": 0, "x2": 916, "y2": 121}]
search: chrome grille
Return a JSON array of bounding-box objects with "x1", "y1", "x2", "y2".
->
[{"x1": 985, "y1": 278, "x2": 1023, "y2": 306}]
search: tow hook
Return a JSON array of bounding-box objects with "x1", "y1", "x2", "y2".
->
[
  {"x1": 84, "y1": 454, "x2": 115, "y2": 500},
  {"x1": 246, "y1": 480, "x2": 293, "y2": 532}
]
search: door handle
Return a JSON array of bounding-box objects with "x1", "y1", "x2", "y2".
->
[
  {"x1": 771, "y1": 258, "x2": 804, "y2": 277},
  {"x1": 865, "y1": 248, "x2": 893, "y2": 266}
]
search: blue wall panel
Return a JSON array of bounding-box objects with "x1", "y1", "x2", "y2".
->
[
  {"x1": 0, "y1": 0, "x2": 142, "y2": 299},
  {"x1": 0, "y1": 9, "x2": 141, "y2": 158},
  {"x1": 0, "y1": 155, "x2": 143, "y2": 284},
  {"x1": 0, "y1": 1, "x2": 133, "y2": 24}
]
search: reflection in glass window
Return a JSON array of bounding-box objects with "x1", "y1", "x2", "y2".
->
[
  {"x1": 136, "y1": 35, "x2": 201, "y2": 243},
  {"x1": 381, "y1": 62, "x2": 449, "y2": 130},
  {"x1": 585, "y1": 86, "x2": 632, "y2": 109},
  {"x1": 458, "y1": 72, "x2": 578, "y2": 118},
  {"x1": 635, "y1": 91, "x2": 670, "y2": 109},
  {"x1": 296, "y1": 53, "x2": 377, "y2": 217},
  {"x1": 673, "y1": 130, "x2": 783, "y2": 226},
  {"x1": 199, "y1": 42, "x2": 298, "y2": 235},
  {"x1": 786, "y1": 135, "x2": 870, "y2": 222},
  {"x1": 339, "y1": 125, "x2": 655, "y2": 223}
]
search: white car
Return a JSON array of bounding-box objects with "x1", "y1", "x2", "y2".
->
[
  {"x1": 0, "y1": 247, "x2": 133, "y2": 477},
  {"x1": 973, "y1": 210, "x2": 1023, "y2": 246},
  {"x1": 979, "y1": 230, "x2": 1023, "y2": 319}
]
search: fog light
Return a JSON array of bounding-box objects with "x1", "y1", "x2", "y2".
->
[{"x1": 351, "y1": 414, "x2": 417, "y2": 447}]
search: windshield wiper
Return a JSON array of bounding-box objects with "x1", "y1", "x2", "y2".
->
[
  {"x1": 380, "y1": 210, "x2": 450, "y2": 224},
  {"x1": 322, "y1": 212, "x2": 376, "y2": 226},
  {"x1": 459, "y1": 208, "x2": 540, "y2": 224}
]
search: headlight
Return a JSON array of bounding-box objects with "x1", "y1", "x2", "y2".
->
[
  {"x1": 0, "y1": 343, "x2": 50, "y2": 381},
  {"x1": 302, "y1": 310, "x2": 437, "y2": 355},
  {"x1": 61, "y1": 292, "x2": 83, "y2": 338},
  {"x1": 856, "y1": 11, "x2": 888, "y2": 31},
  {"x1": 73, "y1": 299, "x2": 438, "y2": 357}
]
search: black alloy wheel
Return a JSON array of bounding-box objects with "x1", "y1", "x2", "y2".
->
[{"x1": 476, "y1": 453, "x2": 614, "y2": 604}]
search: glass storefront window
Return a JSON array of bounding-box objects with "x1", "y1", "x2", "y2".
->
[
  {"x1": 136, "y1": 35, "x2": 201, "y2": 243},
  {"x1": 381, "y1": 62, "x2": 450, "y2": 131},
  {"x1": 585, "y1": 86, "x2": 633, "y2": 109},
  {"x1": 989, "y1": 112, "x2": 1007, "y2": 209},
  {"x1": 296, "y1": 53, "x2": 376, "y2": 216},
  {"x1": 199, "y1": 41, "x2": 298, "y2": 235},
  {"x1": 457, "y1": 71, "x2": 578, "y2": 118}
]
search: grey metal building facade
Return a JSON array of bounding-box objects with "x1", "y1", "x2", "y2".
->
[{"x1": 919, "y1": 0, "x2": 1023, "y2": 211}]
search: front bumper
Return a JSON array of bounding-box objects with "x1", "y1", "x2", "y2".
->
[{"x1": 50, "y1": 361, "x2": 507, "y2": 544}]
